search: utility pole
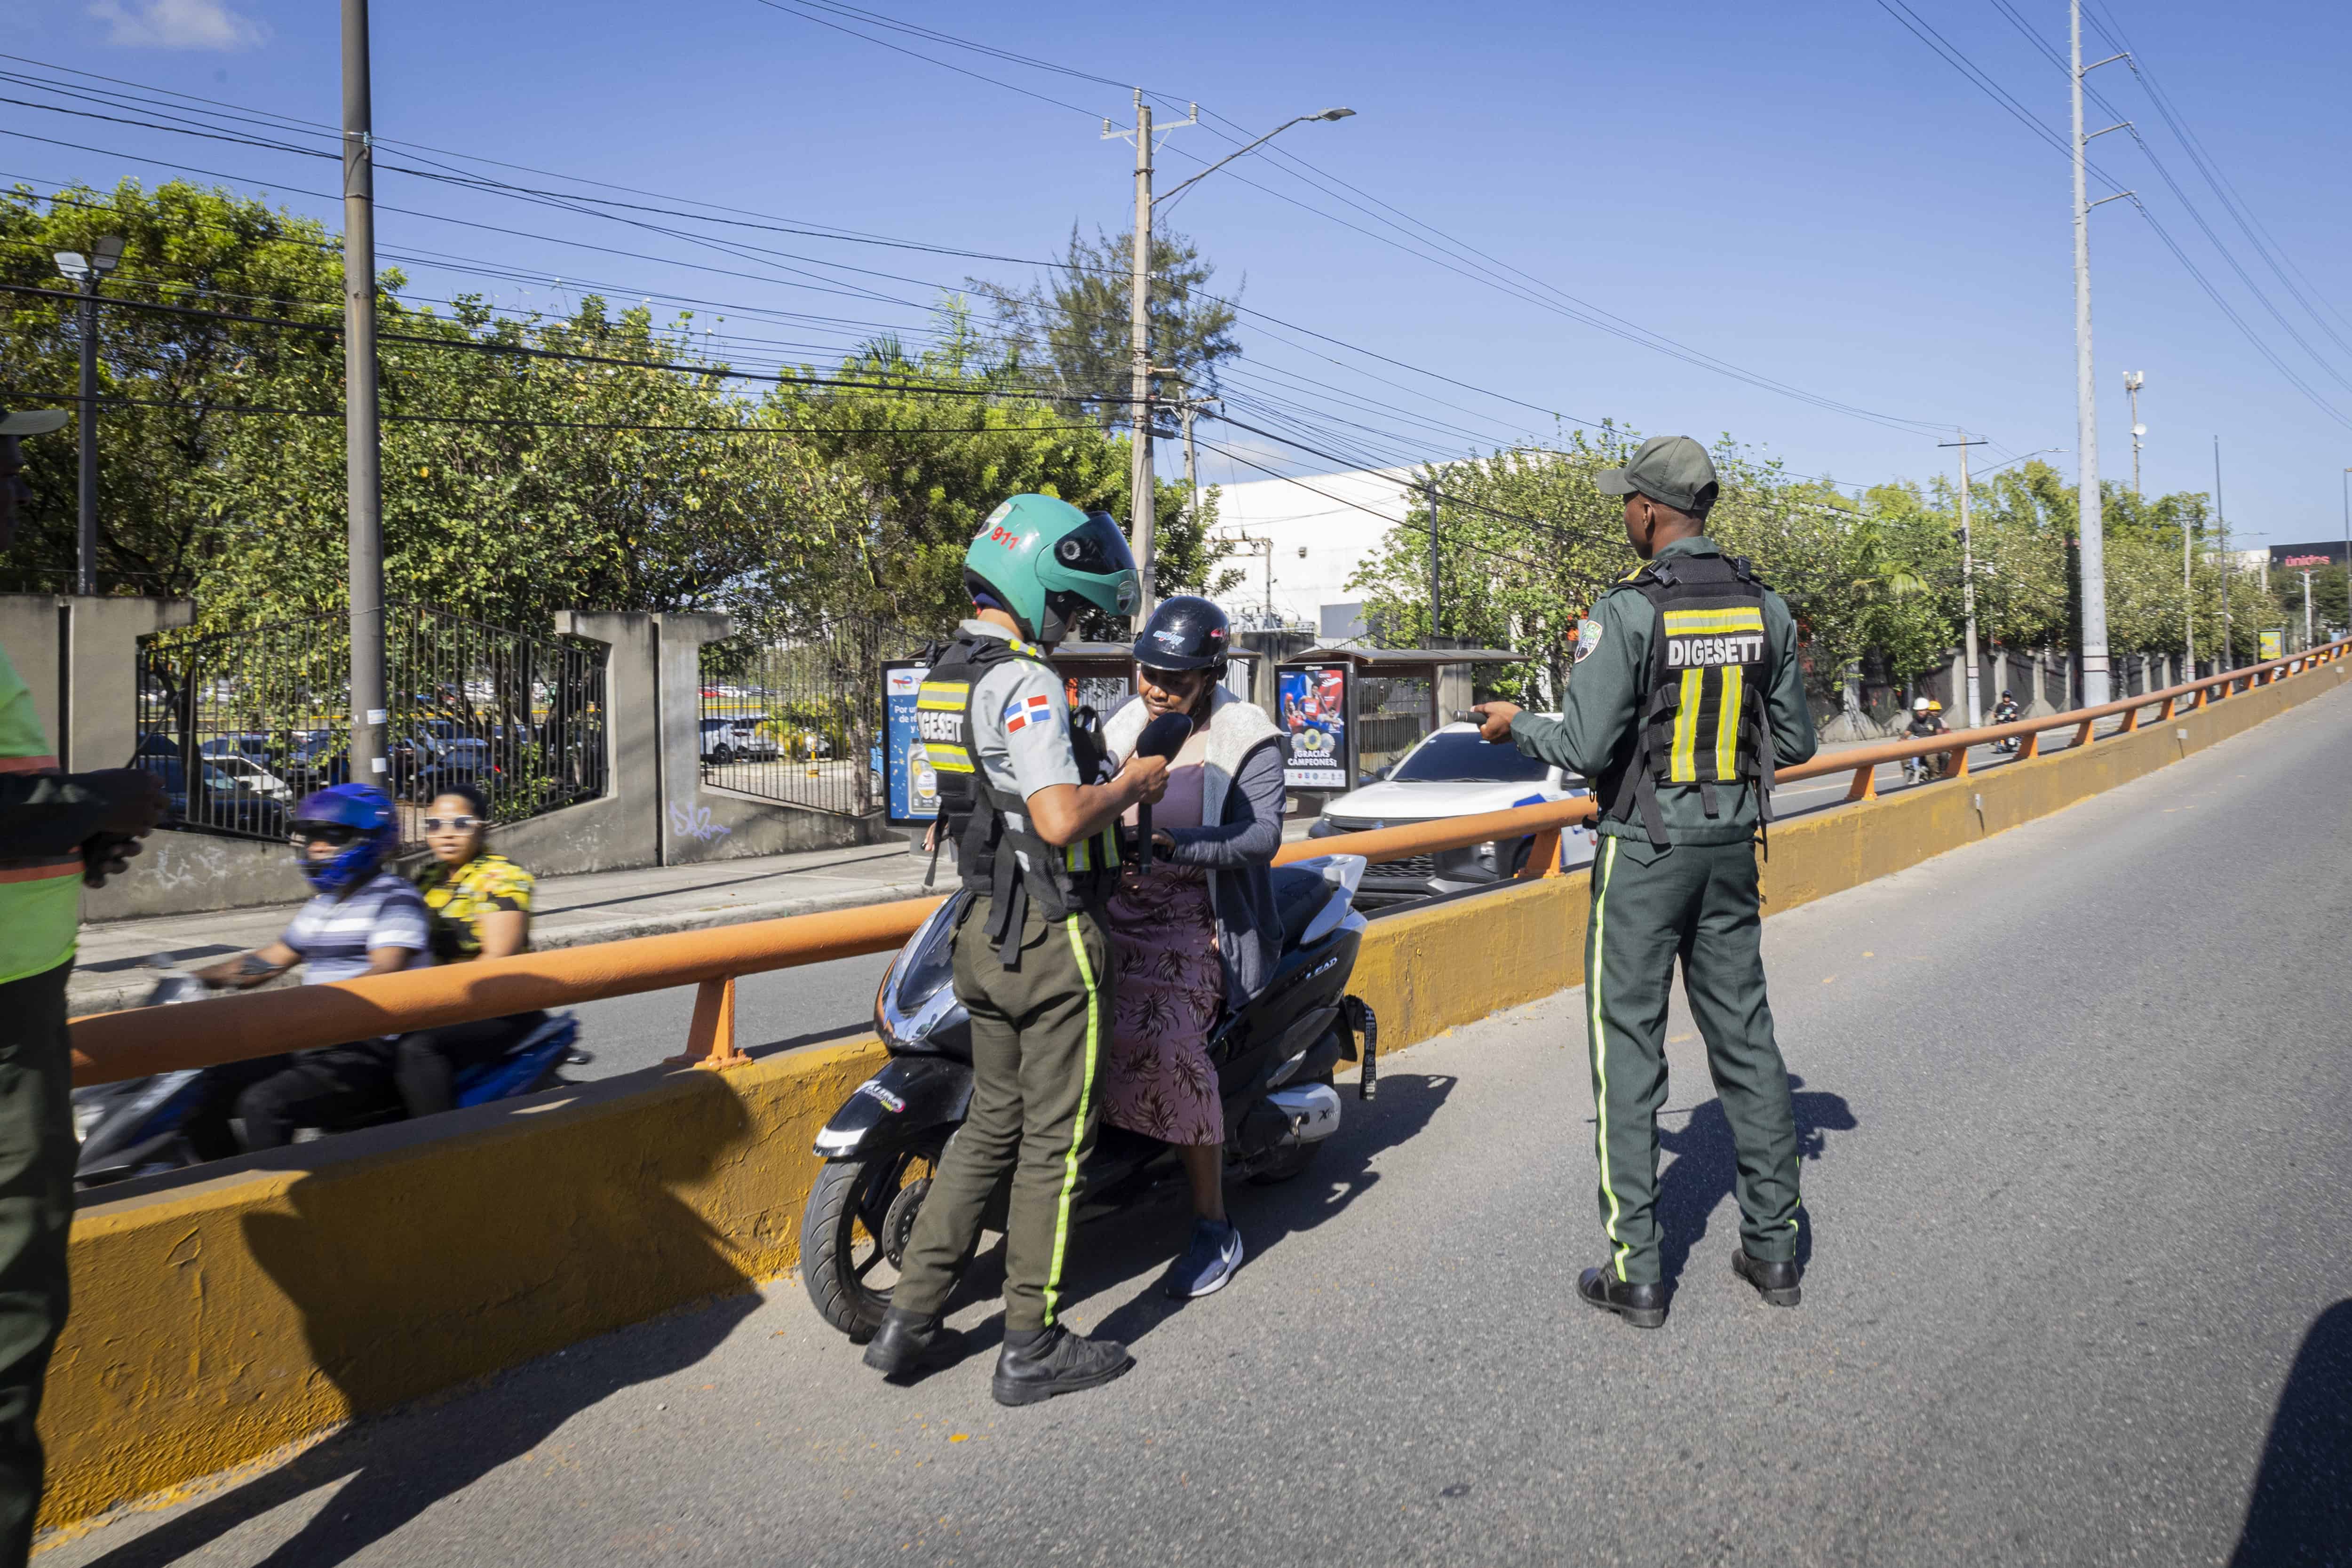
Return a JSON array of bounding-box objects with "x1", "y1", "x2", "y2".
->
[
  {"x1": 2123, "y1": 369, "x2": 2144, "y2": 497},
  {"x1": 1941, "y1": 431, "x2": 1989, "y2": 727},
  {"x1": 342, "y1": 0, "x2": 388, "y2": 788},
  {"x1": 54, "y1": 237, "x2": 122, "y2": 597},
  {"x1": 1107, "y1": 98, "x2": 1345, "y2": 626},
  {"x1": 2214, "y1": 436, "x2": 2231, "y2": 670},
  {"x1": 2302, "y1": 569, "x2": 2314, "y2": 650},
  {"x1": 1124, "y1": 89, "x2": 1155, "y2": 625},
  {"x1": 1426, "y1": 479, "x2": 1442, "y2": 646},
  {"x1": 2183, "y1": 483, "x2": 2196, "y2": 675},
  {"x1": 2072, "y1": 0, "x2": 2130, "y2": 706}
]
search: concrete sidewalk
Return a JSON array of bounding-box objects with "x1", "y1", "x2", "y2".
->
[{"x1": 67, "y1": 837, "x2": 945, "y2": 1017}]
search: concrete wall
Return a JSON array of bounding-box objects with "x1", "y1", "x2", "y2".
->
[{"x1": 38, "y1": 655, "x2": 2348, "y2": 1531}]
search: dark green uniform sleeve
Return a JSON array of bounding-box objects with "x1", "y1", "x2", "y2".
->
[
  {"x1": 1763, "y1": 590, "x2": 1817, "y2": 767},
  {"x1": 0, "y1": 772, "x2": 110, "y2": 859},
  {"x1": 1512, "y1": 587, "x2": 1646, "y2": 779}
]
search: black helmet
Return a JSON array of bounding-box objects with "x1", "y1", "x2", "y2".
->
[{"x1": 1132, "y1": 594, "x2": 1231, "y2": 673}]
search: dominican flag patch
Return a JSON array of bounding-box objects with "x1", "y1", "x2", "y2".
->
[{"x1": 1003, "y1": 693, "x2": 1054, "y2": 733}]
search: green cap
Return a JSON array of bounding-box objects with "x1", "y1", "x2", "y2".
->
[
  {"x1": 0, "y1": 408, "x2": 68, "y2": 438},
  {"x1": 1597, "y1": 435, "x2": 1719, "y2": 512}
]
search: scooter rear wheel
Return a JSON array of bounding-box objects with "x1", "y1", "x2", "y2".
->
[{"x1": 800, "y1": 1143, "x2": 940, "y2": 1339}]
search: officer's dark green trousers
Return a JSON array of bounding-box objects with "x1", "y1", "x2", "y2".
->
[
  {"x1": 1583, "y1": 836, "x2": 1800, "y2": 1286},
  {"x1": 0, "y1": 962, "x2": 74, "y2": 1568},
  {"x1": 892, "y1": 894, "x2": 1112, "y2": 1334}
]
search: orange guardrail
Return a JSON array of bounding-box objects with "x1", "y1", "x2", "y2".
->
[{"x1": 67, "y1": 639, "x2": 2346, "y2": 1086}]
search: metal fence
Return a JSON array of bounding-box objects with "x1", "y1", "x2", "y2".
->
[
  {"x1": 698, "y1": 616, "x2": 934, "y2": 818},
  {"x1": 135, "y1": 604, "x2": 608, "y2": 846}
]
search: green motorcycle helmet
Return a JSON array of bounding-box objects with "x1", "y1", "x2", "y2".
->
[{"x1": 962, "y1": 494, "x2": 1141, "y2": 646}]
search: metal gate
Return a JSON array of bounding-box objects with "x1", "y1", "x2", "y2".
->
[
  {"x1": 135, "y1": 605, "x2": 608, "y2": 846},
  {"x1": 698, "y1": 616, "x2": 934, "y2": 818}
]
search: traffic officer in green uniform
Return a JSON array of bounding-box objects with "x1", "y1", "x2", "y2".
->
[
  {"x1": 865, "y1": 494, "x2": 1171, "y2": 1405},
  {"x1": 0, "y1": 406, "x2": 166, "y2": 1562},
  {"x1": 1477, "y1": 435, "x2": 1818, "y2": 1330}
]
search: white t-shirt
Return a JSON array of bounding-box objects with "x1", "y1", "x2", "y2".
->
[{"x1": 281, "y1": 870, "x2": 431, "y2": 984}]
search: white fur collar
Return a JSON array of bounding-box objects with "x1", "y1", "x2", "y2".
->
[{"x1": 1103, "y1": 687, "x2": 1279, "y2": 824}]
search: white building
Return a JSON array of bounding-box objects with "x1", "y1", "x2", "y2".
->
[{"x1": 1203, "y1": 464, "x2": 1423, "y2": 636}]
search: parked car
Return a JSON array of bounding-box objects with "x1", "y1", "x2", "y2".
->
[
  {"x1": 699, "y1": 717, "x2": 780, "y2": 765},
  {"x1": 198, "y1": 733, "x2": 273, "y2": 765},
  {"x1": 1307, "y1": 718, "x2": 1593, "y2": 903},
  {"x1": 134, "y1": 735, "x2": 290, "y2": 838},
  {"x1": 279, "y1": 729, "x2": 347, "y2": 792},
  {"x1": 394, "y1": 719, "x2": 496, "y2": 799},
  {"x1": 203, "y1": 754, "x2": 294, "y2": 801}
]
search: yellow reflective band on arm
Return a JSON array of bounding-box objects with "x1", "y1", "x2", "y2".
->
[
  {"x1": 1669, "y1": 669, "x2": 1704, "y2": 782},
  {"x1": 1715, "y1": 664, "x2": 1744, "y2": 780}
]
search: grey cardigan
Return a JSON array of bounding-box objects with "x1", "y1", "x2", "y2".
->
[{"x1": 1103, "y1": 689, "x2": 1287, "y2": 1006}]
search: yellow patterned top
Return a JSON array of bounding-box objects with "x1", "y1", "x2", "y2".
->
[{"x1": 412, "y1": 852, "x2": 535, "y2": 963}]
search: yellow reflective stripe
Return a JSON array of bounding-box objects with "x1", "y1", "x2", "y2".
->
[
  {"x1": 1714, "y1": 665, "x2": 1744, "y2": 780},
  {"x1": 1042, "y1": 915, "x2": 1103, "y2": 1326},
  {"x1": 1589, "y1": 838, "x2": 1630, "y2": 1281},
  {"x1": 1669, "y1": 669, "x2": 1704, "y2": 782},
  {"x1": 1065, "y1": 837, "x2": 1090, "y2": 873},
  {"x1": 1661, "y1": 607, "x2": 1765, "y2": 634},
  {"x1": 922, "y1": 743, "x2": 973, "y2": 773}
]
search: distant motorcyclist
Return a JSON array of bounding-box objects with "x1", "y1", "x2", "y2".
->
[
  {"x1": 193, "y1": 784, "x2": 430, "y2": 1149},
  {"x1": 1991, "y1": 689, "x2": 2022, "y2": 753},
  {"x1": 1903, "y1": 698, "x2": 1951, "y2": 782}
]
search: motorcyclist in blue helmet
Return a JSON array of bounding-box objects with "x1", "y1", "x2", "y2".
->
[{"x1": 195, "y1": 783, "x2": 434, "y2": 1148}]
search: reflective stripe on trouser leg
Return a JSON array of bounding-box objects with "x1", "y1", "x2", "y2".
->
[
  {"x1": 1041, "y1": 915, "x2": 1103, "y2": 1327},
  {"x1": 1677, "y1": 842, "x2": 1802, "y2": 1260},
  {"x1": 1583, "y1": 839, "x2": 1680, "y2": 1286}
]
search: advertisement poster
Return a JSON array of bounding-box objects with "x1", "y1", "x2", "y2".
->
[
  {"x1": 1278, "y1": 661, "x2": 1353, "y2": 790},
  {"x1": 2259, "y1": 629, "x2": 2284, "y2": 661},
  {"x1": 882, "y1": 659, "x2": 938, "y2": 828}
]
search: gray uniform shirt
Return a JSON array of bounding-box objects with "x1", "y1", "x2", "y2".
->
[{"x1": 961, "y1": 620, "x2": 1081, "y2": 871}]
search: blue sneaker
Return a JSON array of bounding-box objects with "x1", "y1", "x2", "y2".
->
[{"x1": 1161, "y1": 1219, "x2": 1245, "y2": 1299}]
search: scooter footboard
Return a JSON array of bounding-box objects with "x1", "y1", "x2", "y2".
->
[{"x1": 813, "y1": 1056, "x2": 975, "y2": 1161}]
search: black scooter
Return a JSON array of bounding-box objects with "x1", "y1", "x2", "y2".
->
[{"x1": 800, "y1": 852, "x2": 1377, "y2": 1339}]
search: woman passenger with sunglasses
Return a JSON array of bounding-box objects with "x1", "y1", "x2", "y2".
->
[{"x1": 391, "y1": 782, "x2": 546, "y2": 1120}]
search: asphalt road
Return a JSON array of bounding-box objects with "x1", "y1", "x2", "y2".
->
[{"x1": 54, "y1": 685, "x2": 2351, "y2": 1567}]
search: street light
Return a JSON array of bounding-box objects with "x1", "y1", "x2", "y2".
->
[
  {"x1": 1111, "y1": 99, "x2": 1354, "y2": 623},
  {"x1": 55, "y1": 235, "x2": 123, "y2": 597}
]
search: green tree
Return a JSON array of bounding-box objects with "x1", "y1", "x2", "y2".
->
[{"x1": 973, "y1": 225, "x2": 1241, "y2": 430}]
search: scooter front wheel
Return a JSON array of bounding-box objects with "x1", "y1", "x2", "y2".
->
[{"x1": 800, "y1": 1143, "x2": 940, "y2": 1340}]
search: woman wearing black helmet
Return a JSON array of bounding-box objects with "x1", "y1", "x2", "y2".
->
[{"x1": 1099, "y1": 595, "x2": 1286, "y2": 1299}]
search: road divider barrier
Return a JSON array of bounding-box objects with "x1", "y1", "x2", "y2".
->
[{"x1": 42, "y1": 639, "x2": 2348, "y2": 1534}]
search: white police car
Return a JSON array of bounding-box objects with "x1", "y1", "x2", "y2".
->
[{"x1": 1306, "y1": 718, "x2": 1594, "y2": 903}]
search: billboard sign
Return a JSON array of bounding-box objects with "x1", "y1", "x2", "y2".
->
[
  {"x1": 882, "y1": 659, "x2": 939, "y2": 828},
  {"x1": 1277, "y1": 661, "x2": 1354, "y2": 790}
]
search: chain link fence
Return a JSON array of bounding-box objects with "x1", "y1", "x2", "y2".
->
[
  {"x1": 135, "y1": 605, "x2": 608, "y2": 847},
  {"x1": 698, "y1": 616, "x2": 936, "y2": 818}
]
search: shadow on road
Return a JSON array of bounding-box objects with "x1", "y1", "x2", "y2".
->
[
  {"x1": 77, "y1": 1093, "x2": 763, "y2": 1568},
  {"x1": 1088, "y1": 1071, "x2": 1458, "y2": 1349},
  {"x1": 2230, "y1": 1297, "x2": 2352, "y2": 1565},
  {"x1": 1654, "y1": 1073, "x2": 1855, "y2": 1288}
]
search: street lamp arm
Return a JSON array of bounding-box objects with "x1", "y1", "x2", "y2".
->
[{"x1": 1153, "y1": 109, "x2": 1351, "y2": 207}]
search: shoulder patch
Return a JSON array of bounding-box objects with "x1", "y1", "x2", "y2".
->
[
  {"x1": 1573, "y1": 617, "x2": 1605, "y2": 663},
  {"x1": 1002, "y1": 692, "x2": 1056, "y2": 734}
]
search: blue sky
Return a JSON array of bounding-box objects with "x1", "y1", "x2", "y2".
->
[{"x1": 6, "y1": 0, "x2": 2350, "y2": 545}]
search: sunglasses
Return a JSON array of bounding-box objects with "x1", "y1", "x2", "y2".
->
[
  {"x1": 290, "y1": 823, "x2": 361, "y2": 848},
  {"x1": 422, "y1": 814, "x2": 485, "y2": 832}
]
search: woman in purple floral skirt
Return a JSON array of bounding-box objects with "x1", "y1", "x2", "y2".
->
[{"x1": 1099, "y1": 597, "x2": 1286, "y2": 1299}]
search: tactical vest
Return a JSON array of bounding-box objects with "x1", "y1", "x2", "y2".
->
[
  {"x1": 915, "y1": 632, "x2": 1120, "y2": 966},
  {"x1": 1604, "y1": 551, "x2": 1780, "y2": 849}
]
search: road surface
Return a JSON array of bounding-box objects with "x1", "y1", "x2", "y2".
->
[{"x1": 49, "y1": 684, "x2": 2350, "y2": 1566}]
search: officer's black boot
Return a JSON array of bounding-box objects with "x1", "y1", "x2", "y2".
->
[
  {"x1": 862, "y1": 1307, "x2": 965, "y2": 1382},
  {"x1": 992, "y1": 1323, "x2": 1133, "y2": 1406},
  {"x1": 1731, "y1": 1248, "x2": 1802, "y2": 1307},
  {"x1": 1578, "y1": 1265, "x2": 1669, "y2": 1329}
]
